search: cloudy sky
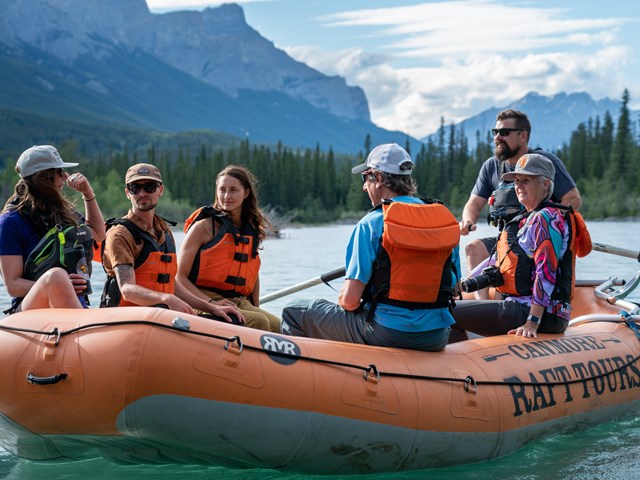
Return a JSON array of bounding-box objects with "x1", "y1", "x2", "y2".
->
[{"x1": 146, "y1": 0, "x2": 640, "y2": 139}]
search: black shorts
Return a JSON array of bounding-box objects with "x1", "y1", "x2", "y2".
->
[{"x1": 479, "y1": 236, "x2": 497, "y2": 254}]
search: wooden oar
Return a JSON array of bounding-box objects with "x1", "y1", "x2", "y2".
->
[
  {"x1": 260, "y1": 267, "x2": 346, "y2": 304},
  {"x1": 592, "y1": 242, "x2": 640, "y2": 262}
]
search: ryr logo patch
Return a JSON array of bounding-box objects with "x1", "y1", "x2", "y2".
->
[{"x1": 261, "y1": 334, "x2": 300, "y2": 365}]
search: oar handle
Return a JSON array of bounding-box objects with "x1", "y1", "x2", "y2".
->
[
  {"x1": 320, "y1": 267, "x2": 346, "y2": 283},
  {"x1": 260, "y1": 267, "x2": 346, "y2": 304},
  {"x1": 592, "y1": 242, "x2": 640, "y2": 262}
]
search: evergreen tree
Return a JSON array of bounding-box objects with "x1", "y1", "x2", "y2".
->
[
  {"x1": 609, "y1": 89, "x2": 635, "y2": 190},
  {"x1": 364, "y1": 134, "x2": 372, "y2": 158},
  {"x1": 404, "y1": 135, "x2": 411, "y2": 157}
]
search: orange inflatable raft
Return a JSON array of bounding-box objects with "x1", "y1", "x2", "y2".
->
[{"x1": 0, "y1": 277, "x2": 640, "y2": 474}]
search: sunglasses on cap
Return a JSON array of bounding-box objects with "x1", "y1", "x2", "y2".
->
[
  {"x1": 127, "y1": 182, "x2": 160, "y2": 195},
  {"x1": 492, "y1": 128, "x2": 524, "y2": 137}
]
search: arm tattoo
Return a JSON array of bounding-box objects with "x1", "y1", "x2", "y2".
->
[{"x1": 115, "y1": 265, "x2": 135, "y2": 286}]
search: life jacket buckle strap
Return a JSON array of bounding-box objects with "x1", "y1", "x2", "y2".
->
[
  {"x1": 160, "y1": 254, "x2": 173, "y2": 263},
  {"x1": 234, "y1": 252, "x2": 249, "y2": 262},
  {"x1": 157, "y1": 273, "x2": 171, "y2": 284},
  {"x1": 225, "y1": 275, "x2": 246, "y2": 287}
]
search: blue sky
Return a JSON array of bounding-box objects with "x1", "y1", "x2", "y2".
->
[{"x1": 146, "y1": 0, "x2": 640, "y2": 139}]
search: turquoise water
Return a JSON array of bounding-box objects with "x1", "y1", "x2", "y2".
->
[
  {"x1": 2, "y1": 416, "x2": 640, "y2": 479},
  {"x1": 1, "y1": 221, "x2": 640, "y2": 479}
]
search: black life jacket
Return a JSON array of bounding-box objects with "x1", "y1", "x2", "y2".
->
[
  {"x1": 487, "y1": 160, "x2": 525, "y2": 230},
  {"x1": 23, "y1": 223, "x2": 94, "y2": 281},
  {"x1": 4, "y1": 221, "x2": 94, "y2": 314},
  {"x1": 488, "y1": 149, "x2": 559, "y2": 230}
]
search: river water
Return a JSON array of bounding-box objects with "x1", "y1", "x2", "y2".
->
[{"x1": 1, "y1": 221, "x2": 640, "y2": 479}]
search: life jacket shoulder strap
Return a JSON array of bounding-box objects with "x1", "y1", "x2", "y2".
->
[
  {"x1": 418, "y1": 196, "x2": 443, "y2": 205},
  {"x1": 184, "y1": 206, "x2": 222, "y2": 233},
  {"x1": 104, "y1": 218, "x2": 174, "y2": 269}
]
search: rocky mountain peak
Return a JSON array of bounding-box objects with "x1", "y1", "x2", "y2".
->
[
  {"x1": 201, "y1": 3, "x2": 247, "y2": 30},
  {"x1": 0, "y1": 0, "x2": 369, "y2": 122},
  {"x1": 421, "y1": 91, "x2": 631, "y2": 151}
]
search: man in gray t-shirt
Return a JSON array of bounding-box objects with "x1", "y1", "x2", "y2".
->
[
  {"x1": 459, "y1": 109, "x2": 582, "y2": 298},
  {"x1": 471, "y1": 149, "x2": 575, "y2": 201}
]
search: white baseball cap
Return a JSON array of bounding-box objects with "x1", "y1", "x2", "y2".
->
[
  {"x1": 16, "y1": 145, "x2": 79, "y2": 178},
  {"x1": 351, "y1": 143, "x2": 413, "y2": 176}
]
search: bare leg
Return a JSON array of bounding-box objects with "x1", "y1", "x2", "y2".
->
[
  {"x1": 465, "y1": 240, "x2": 491, "y2": 300},
  {"x1": 20, "y1": 268, "x2": 83, "y2": 311}
]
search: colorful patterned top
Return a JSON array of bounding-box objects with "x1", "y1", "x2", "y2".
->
[{"x1": 507, "y1": 206, "x2": 571, "y2": 321}]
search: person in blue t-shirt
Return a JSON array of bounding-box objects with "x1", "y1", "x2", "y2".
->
[
  {"x1": 282, "y1": 143, "x2": 461, "y2": 352},
  {"x1": 0, "y1": 145, "x2": 106, "y2": 314}
]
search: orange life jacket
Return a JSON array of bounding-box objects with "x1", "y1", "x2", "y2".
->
[
  {"x1": 100, "y1": 219, "x2": 177, "y2": 307},
  {"x1": 364, "y1": 198, "x2": 460, "y2": 311},
  {"x1": 185, "y1": 206, "x2": 260, "y2": 298},
  {"x1": 494, "y1": 215, "x2": 532, "y2": 297},
  {"x1": 495, "y1": 203, "x2": 591, "y2": 301}
]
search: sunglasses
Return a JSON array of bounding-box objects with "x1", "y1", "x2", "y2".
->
[
  {"x1": 361, "y1": 170, "x2": 376, "y2": 184},
  {"x1": 44, "y1": 168, "x2": 65, "y2": 177},
  {"x1": 127, "y1": 182, "x2": 160, "y2": 195},
  {"x1": 492, "y1": 128, "x2": 524, "y2": 137}
]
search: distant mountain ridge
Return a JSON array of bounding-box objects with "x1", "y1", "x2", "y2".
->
[
  {"x1": 421, "y1": 92, "x2": 635, "y2": 151},
  {"x1": 0, "y1": 0, "x2": 416, "y2": 154}
]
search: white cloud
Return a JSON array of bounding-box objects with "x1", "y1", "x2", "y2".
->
[
  {"x1": 150, "y1": 0, "x2": 637, "y2": 136},
  {"x1": 285, "y1": 43, "x2": 631, "y2": 138},
  {"x1": 320, "y1": 1, "x2": 627, "y2": 57},
  {"x1": 297, "y1": 0, "x2": 635, "y2": 138}
]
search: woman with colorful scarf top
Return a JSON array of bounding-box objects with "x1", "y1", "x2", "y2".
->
[{"x1": 451, "y1": 153, "x2": 574, "y2": 341}]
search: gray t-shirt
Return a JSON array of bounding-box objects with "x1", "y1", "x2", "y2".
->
[{"x1": 471, "y1": 148, "x2": 576, "y2": 201}]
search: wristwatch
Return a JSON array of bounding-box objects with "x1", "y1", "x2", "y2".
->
[{"x1": 527, "y1": 314, "x2": 540, "y2": 325}]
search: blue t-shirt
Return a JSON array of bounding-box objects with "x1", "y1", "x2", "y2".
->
[
  {"x1": 345, "y1": 196, "x2": 461, "y2": 333},
  {"x1": 0, "y1": 210, "x2": 41, "y2": 259},
  {"x1": 471, "y1": 149, "x2": 576, "y2": 201},
  {"x1": 0, "y1": 209, "x2": 89, "y2": 308}
]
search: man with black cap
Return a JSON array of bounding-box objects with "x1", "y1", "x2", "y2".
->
[{"x1": 282, "y1": 144, "x2": 461, "y2": 351}]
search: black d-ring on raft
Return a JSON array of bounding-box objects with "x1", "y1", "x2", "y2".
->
[
  {"x1": 363, "y1": 364, "x2": 380, "y2": 383},
  {"x1": 224, "y1": 335, "x2": 244, "y2": 353},
  {"x1": 464, "y1": 375, "x2": 478, "y2": 394}
]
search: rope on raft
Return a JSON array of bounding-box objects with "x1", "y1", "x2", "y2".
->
[{"x1": 1, "y1": 315, "x2": 640, "y2": 390}]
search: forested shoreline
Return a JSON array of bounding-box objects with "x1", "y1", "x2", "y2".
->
[{"x1": 1, "y1": 91, "x2": 637, "y2": 225}]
